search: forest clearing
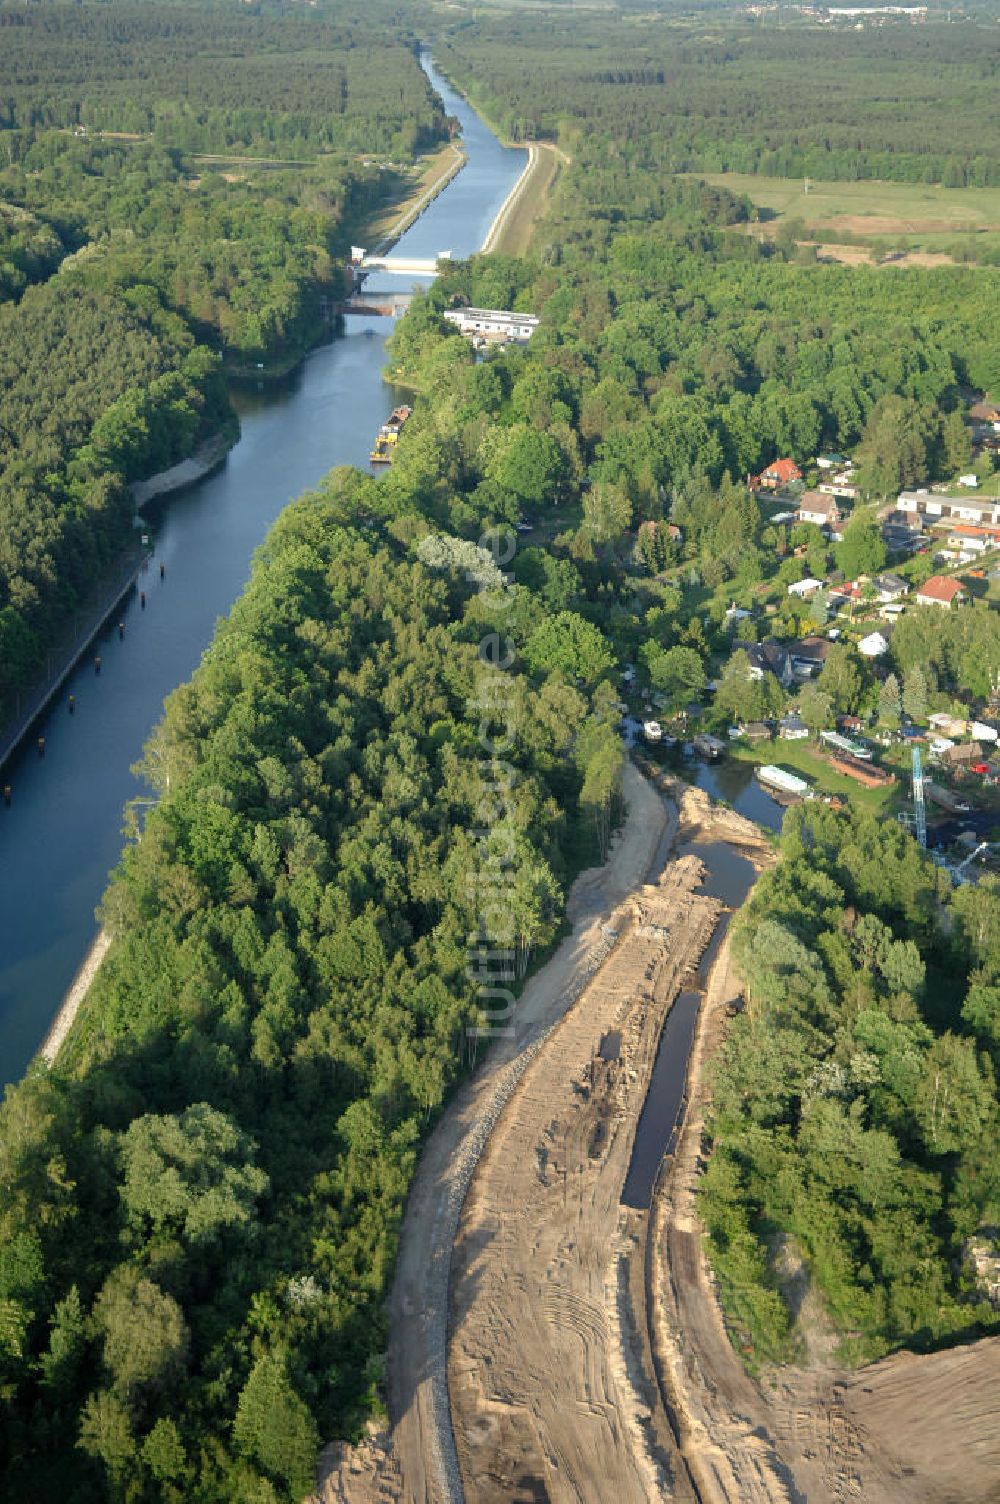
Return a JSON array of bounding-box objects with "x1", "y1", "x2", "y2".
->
[{"x1": 690, "y1": 171, "x2": 1000, "y2": 257}]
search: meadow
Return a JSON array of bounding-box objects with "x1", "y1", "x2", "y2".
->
[{"x1": 687, "y1": 173, "x2": 1000, "y2": 261}]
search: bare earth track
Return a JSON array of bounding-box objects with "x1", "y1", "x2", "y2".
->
[{"x1": 321, "y1": 770, "x2": 1000, "y2": 1504}]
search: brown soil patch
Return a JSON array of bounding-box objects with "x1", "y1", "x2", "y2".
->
[
  {"x1": 449, "y1": 847, "x2": 717, "y2": 1502},
  {"x1": 826, "y1": 212, "x2": 992, "y2": 237},
  {"x1": 651, "y1": 813, "x2": 1000, "y2": 1504}
]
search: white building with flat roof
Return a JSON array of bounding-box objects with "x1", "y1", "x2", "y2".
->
[
  {"x1": 898, "y1": 490, "x2": 1000, "y2": 526},
  {"x1": 444, "y1": 307, "x2": 539, "y2": 343}
]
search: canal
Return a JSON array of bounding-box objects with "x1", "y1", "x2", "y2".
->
[
  {"x1": 621, "y1": 837, "x2": 759, "y2": 1211},
  {"x1": 0, "y1": 59, "x2": 526, "y2": 1086}
]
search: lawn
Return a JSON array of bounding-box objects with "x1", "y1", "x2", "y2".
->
[
  {"x1": 684, "y1": 172, "x2": 1000, "y2": 258},
  {"x1": 727, "y1": 737, "x2": 897, "y2": 814}
]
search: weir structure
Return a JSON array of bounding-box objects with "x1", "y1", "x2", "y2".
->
[{"x1": 351, "y1": 249, "x2": 452, "y2": 281}]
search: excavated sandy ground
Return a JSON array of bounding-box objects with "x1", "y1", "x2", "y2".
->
[
  {"x1": 319, "y1": 761, "x2": 671, "y2": 1504},
  {"x1": 321, "y1": 767, "x2": 1000, "y2": 1504},
  {"x1": 448, "y1": 849, "x2": 718, "y2": 1502},
  {"x1": 652, "y1": 794, "x2": 1000, "y2": 1504}
]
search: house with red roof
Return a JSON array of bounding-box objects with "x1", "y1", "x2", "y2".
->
[
  {"x1": 751, "y1": 458, "x2": 802, "y2": 492},
  {"x1": 915, "y1": 575, "x2": 966, "y2": 609}
]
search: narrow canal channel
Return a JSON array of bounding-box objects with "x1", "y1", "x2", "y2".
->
[
  {"x1": 0, "y1": 59, "x2": 527, "y2": 1085},
  {"x1": 621, "y1": 836, "x2": 760, "y2": 1210}
]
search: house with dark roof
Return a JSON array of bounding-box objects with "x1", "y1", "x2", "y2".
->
[
  {"x1": 874, "y1": 573, "x2": 909, "y2": 602},
  {"x1": 796, "y1": 490, "x2": 841, "y2": 530},
  {"x1": 746, "y1": 639, "x2": 793, "y2": 687},
  {"x1": 789, "y1": 637, "x2": 833, "y2": 679},
  {"x1": 969, "y1": 399, "x2": 1000, "y2": 428}
]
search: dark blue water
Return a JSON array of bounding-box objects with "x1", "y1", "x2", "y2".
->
[
  {"x1": 0, "y1": 60, "x2": 526, "y2": 1085},
  {"x1": 691, "y1": 757, "x2": 786, "y2": 834},
  {"x1": 620, "y1": 840, "x2": 758, "y2": 1210}
]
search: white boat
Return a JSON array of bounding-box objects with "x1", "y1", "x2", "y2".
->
[{"x1": 756, "y1": 765, "x2": 810, "y2": 799}]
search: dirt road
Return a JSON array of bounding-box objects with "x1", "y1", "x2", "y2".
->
[
  {"x1": 448, "y1": 843, "x2": 718, "y2": 1502},
  {"x1": 651, "y1": 807, "x2": 1000, "y2": 1504},
  {"x1": 377, "y1": 760, "x2": 668, "y2": 1503}
]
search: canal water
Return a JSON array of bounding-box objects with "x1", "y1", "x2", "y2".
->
[
  {"x1": 621, "y1": 837, "x2": 759, "y2": 1210},
  {"x1": 0, "y1": 60, "x2": 526, "y2": 1086}
]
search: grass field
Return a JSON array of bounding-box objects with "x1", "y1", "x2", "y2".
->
[
  {"x1": 686, "y1": 172, "x2": 1000, "y2": 259},
  {"x1": 727, "y1": 738, "x2": 897, "y2": 813},
  {"x1": 358, "y1": 143, "x2": 464, "y2": 246}
]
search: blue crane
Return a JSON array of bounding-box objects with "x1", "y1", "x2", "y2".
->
[{"x1": 912, "y1": 746, "x2": 927, "y2": 849}]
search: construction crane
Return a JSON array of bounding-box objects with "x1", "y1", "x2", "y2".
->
[{"x1": 912, "y1": 746, "x2": 927, "y2": 849}]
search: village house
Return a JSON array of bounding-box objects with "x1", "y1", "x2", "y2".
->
[
  {"x1": 779, "y1": 712, "x2": 809, "y2": 740},
  {"x1": 943, "y1": 523, "x2": 1000, "y2": 559},
  {"x1": 915, "y1": 575, "x2": 966, "y2": 608},
  {"x1": 746, "y1": 639, "x2": 794, "y2": 687},
  {"x1": 874, "y1": 573, "x2": 909, "y2": 602},
  {"x1": 815, "y1": 453, "x2": 845, "y2": 470},
  {"x1": 828, "y1": 578, "x2": 864, "y2": 608},
  {"x1": 969, "y1": 398, "x2": 1000, "y2": 432},
  {"x1": 796, "y1": 490, "x2": 841, "y2": 529},
  {"x1": 789, "y1": 636, "x2": 832, "y2": 679},
  {"x1": 941, "y1": 740, "x2": 984, "y2": 769},
  {"x1": 819, "y1": 478, "x2": 860, "y2": 503},
  {"x1": 929, "y1": 712, "x2": 969, "y2": 737},
  {"x1": 786, "y1": 576, "x2": 825, "y2": 599},
  {"x1": 752, "y1": 458, "x2": 802, "y2": 492},
  {"x1": 882, "y1": 516, "x2": 925, "y2": 555}
]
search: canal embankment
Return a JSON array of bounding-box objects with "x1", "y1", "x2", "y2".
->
[
  {"x1": 2, "y1": 52, "x2": 527, "y2": 1087},
  {"x1": 371, "y1": 141, "x2": 468, "y2": 255},
  {"x1": 131, "y1": 425, "x2": 238, "y2": 508},
  {"x1": 38, "y1": 930, "x2": 112, "y2": 1066},
  {"x1": 481, "y1": 141, "x2": 567, "y2": 256},
  {"x1": 0, "y1": 546, "x2": 146, "y2": 778}
]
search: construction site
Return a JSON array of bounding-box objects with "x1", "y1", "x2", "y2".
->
[{"x1": 322, "y1": 763, "x2": 1000, "y2": 1504}]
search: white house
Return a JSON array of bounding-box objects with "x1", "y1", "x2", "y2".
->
[
  {"x1": 858, "y1": 631, "x2": 889, "y2": 658},
  {"x1": 797, "y1": 491, "x2": 841, "y2": 529},
  {"x1": 787, "y1": 577, "x2": 825, "y2": 599},
  {"x1": 443, "y1": 307, "x2": 539, "y2": 343}
]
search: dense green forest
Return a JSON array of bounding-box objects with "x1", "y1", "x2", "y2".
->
[
  {"x1": 0, "y1": 468, "x2": 622, "y2": 1501},
  {"x1": 0, "y1": 0, "x2": 449, "y2": 723},
  {"x1": 0, "y1": 282, "x2": 228, "y2": 714},
  {"x1": 0, "y1": 3, "x2": 446, "y2": 158},
  {"x1": 1, "y1": 134, "x2": 353, "y2": 362},
  {"x1": 4, "y1": 2, "x2": 1000, "y2": 1497},
  {"x1": 437, "y1": 16, "x2": 1000, "y2": 186},
  {"x1": 702, "y1": 805, "x2": 1000, "y2": 1365}
]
